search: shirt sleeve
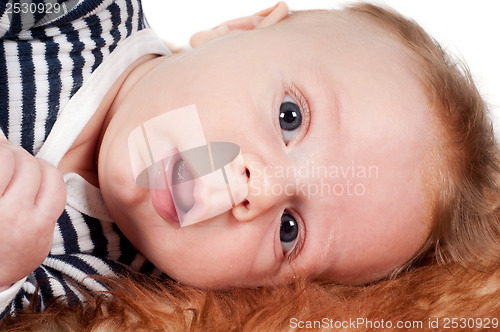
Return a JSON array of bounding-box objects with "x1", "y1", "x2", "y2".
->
[
  {"x1": 0, "y1": 0, "x2": 50, "y2": 38},
  {"x1": 0, "y1": 173, "x2": 160, "y2": 321},
  {"x1": 0, "y1": 255, "x2": 130, "y2": 321},
  {"x1": 0, "y1": 0, "x2": 115, "y2": 39},
  {"x1": 0, "y1": 278, "x2": 26, "y2": 318},
  {"x1": 0, "y1": 2, "x2": 10, "y2": 38}
]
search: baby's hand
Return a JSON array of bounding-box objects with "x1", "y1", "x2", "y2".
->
[{"x1": 0, "y1": 136, "x2": 66, "y2": 289}]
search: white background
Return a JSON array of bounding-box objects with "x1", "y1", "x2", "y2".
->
[{"x1": 142, "y1": 0, "x2": 500, "y2": 133}]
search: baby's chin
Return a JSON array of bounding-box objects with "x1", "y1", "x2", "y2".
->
[{"x1": 99, "y1": 167, "x2": 151, "y2": 238}]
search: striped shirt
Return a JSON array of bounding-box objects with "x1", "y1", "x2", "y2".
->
[
  {"x1": 0, "y1": 0, "x2": 170, "y2": 319},
  {"x1": 0, "y1": 0, "x2": 148, "y2": 152}
]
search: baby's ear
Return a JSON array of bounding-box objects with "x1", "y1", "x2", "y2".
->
[{"x1": 190, "y1": 2, "x2": 288, "y2": 48}]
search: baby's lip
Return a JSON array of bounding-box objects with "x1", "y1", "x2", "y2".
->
[{"x1": 150, "y1": 158, "x2": 180, "y2": 228}]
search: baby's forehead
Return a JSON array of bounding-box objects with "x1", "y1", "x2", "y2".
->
[
  {"x1": 264, "y1": 9, "x2": 416, "y2": 71},
  {"x1": 265, "y1": 9, "x2": 408, "y2": 60},
  {"x1": 278, "y1": 9, "x2": 384, "y2": 36}
]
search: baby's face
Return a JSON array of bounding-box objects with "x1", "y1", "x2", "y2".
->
[{"x1": 98, "y1": 12, "x2": 434, "y2": 287}]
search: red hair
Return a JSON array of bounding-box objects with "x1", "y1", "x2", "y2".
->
[
  {"x1": 343, "y1": 4, "x2": 500, "y2": 273},
  {"x1": 1, "y1": 263, "x2": 499, "y2": 331}
]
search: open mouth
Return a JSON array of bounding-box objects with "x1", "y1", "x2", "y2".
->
[
  {"x1": 140, "y1": 141, "x2": 247, "y2": 228},
  {"x1": 171, "y1": 158, "x2": 195, "y2": 214},
  {"x1": 129, "y1": 105, "x2": 247, "y2": 228},
  {"x1": 150, "y1": 154, "x2": 198, "y2": 227}
]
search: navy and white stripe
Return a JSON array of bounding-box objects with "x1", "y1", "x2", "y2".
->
[
  {"x1": 0, "y1": 0, "x2": 147, "y2": 154},
  {"x1": 0, "y1": 0, "x2": 162, "y2": 320}
]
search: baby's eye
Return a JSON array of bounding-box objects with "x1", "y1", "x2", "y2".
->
[
  {"x1": 279, "y1": 94, "x2": 302, "y2": 144},
  {"x1": 280, "y1": 211, "x2": 299, "y2": 253}
]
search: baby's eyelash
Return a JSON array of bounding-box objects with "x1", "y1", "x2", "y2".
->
[
  {"x1": 286, "y1": 213, "x2": 306, "y2": 263},
  {"x1": 287, "y1": 84, "x2": 310, "y2": 127}
]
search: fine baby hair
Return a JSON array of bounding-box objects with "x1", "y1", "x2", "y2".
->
[{"x1": 340, "y1": 4, "x2": 500, "y2": 272}]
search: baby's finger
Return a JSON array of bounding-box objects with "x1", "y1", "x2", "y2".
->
[
  {"x1": 0, "y1": 146, "x2": 15, "y2": 195},
  {"x1": 34, "y1": 159, "x2": 66, "y2": 219},
  {"x1": 4, "y1": 148, "x2": 42, "y2": 203}
]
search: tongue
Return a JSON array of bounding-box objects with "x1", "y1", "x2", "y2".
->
[{"x1": 171, "y1": 159, "x2": 195, "y2": 213}]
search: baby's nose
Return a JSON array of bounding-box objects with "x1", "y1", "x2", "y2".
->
[{"x1": 171, "y1": 142, "x2": 248, "y2": 227}]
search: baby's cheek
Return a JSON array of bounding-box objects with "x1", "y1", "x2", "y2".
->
[{"x1": 160, "y1": 234, "x2": 267, "y2": 288}]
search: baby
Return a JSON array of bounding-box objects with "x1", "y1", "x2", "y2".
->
[{"x1": 1, "y1": 0, "x2": 499, "y2": 318}]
